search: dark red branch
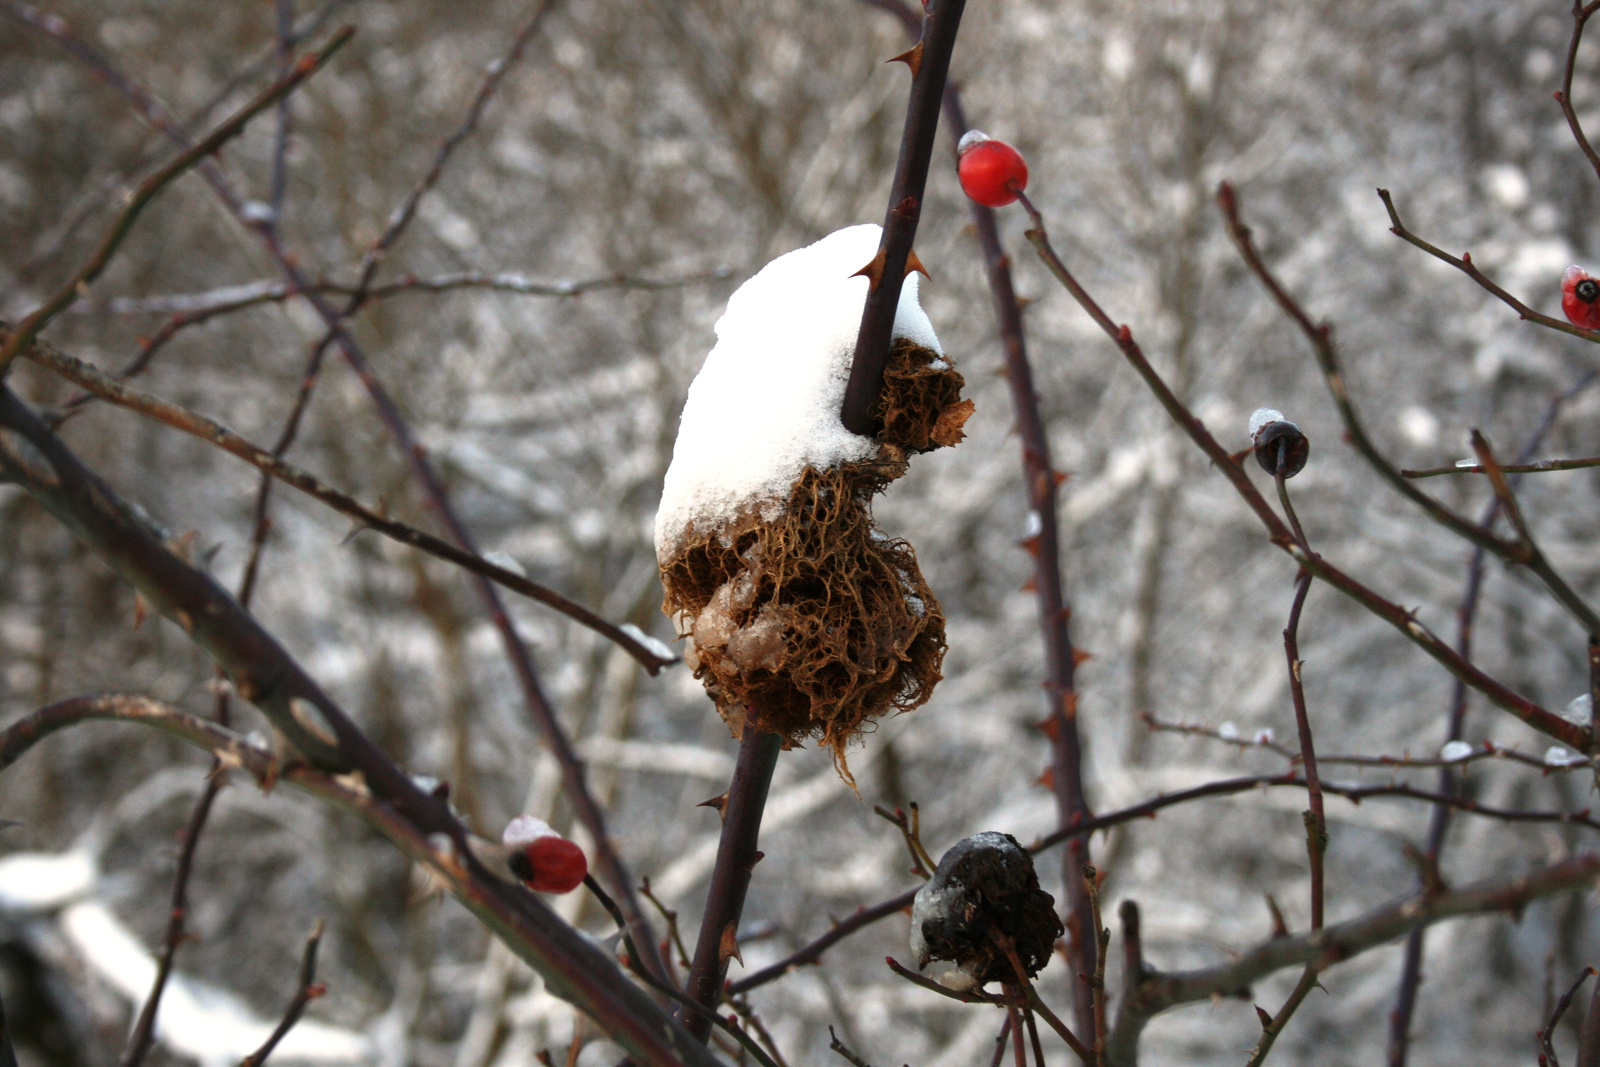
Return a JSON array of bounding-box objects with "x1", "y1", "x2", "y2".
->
[
  {"x1": 839, "y1": 0, "x2": 967, "y2": 434},
  {"x1": 680, "y1": 729, "x2": 782, "y2": 1039}
]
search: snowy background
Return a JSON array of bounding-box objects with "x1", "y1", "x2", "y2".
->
[{"x1": 2, "y1": 1, "x2": 1600, "y2": 1064}]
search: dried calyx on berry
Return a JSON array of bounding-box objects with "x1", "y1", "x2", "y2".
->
[
  {"x1": 1248, "y1": 407, "x2": 1309, "y2": 478},
  {"x1": 908, "y1": 832, "x2": 1062, "y2": 991}
]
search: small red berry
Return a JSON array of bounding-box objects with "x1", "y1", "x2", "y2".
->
[
  {"x1": 1561, "y1": 265, "x2": 1600, "y2": 330},
  {"x1": 957, "y1": 130, "x2": 1028, "y2": 208},
  {"x1": 501, "y1": 814, "x2": 587, "y2": 893},
  {"x1": 520, "y1": 836, "x2": 588, "y2": 894}
]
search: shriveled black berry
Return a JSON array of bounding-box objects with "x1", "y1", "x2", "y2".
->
[
  {"x1": 1253, "y1": 420, "x2": 1309, "y2": 479},
  {"x1": 909, "y1": 832, "x2": 1062, "y2": 987},
  {"x1": 1577, "y1": 278, "x2": 1599, "y2": 304}
]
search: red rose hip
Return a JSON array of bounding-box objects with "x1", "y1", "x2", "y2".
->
[
  {"x1": 1561, "y1": 265, "x2": 1600, "y2": 330},
  {"x1": 957, "y1": 130, "x2": 1028, "y2": 208}
]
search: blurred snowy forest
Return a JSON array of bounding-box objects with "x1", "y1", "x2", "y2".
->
[{"x1": 3, "y1": 0, "x2": 1600, "y2": 1065}]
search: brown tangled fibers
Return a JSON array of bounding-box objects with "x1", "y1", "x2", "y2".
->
[{"x1": 660, "y1": 338, "x2": 973, "y2": 783}]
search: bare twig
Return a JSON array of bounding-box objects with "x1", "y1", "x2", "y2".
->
[
  {"x1": 873, "y1": 804, "x2": 934, "y2": 878},
  {"x1": 0, "y1": 27, "x2": 353, "y2": 376},
  {"x1": 1221, "y1": 183, "x2": 1600, "y2": 635},
  {"x1": 828, "y1": 1026, "x2": 877, "y2": 1067},
  {"x1": 1388, "y1": 375, "x2": 1599, "y2": 1062},
  {"x1": 1143, "y1": 713, "x2": 1559, "y2": 772},
  {"x1": 9, "y1": 326, "x2": 675, "y2": 672},
  {"x1": 1379, "y1": 187, "x2": 1600, "y2": 344},
  {"x1": 1555, "y1": 0, "x2": 1600, "y2": 188},
  {"x1": 1578, "y1": 965, "x2": 1600, "y2": 1067},
  {"x1": 18, "y1": 9, "x2": 669, "y2": 980},
  {"x1": 1106, "y1": 854, "x2": 1600, "y2": 1066},
  {"x1": 940, "y1": 83, "x2": 1098, "y2": 1041},
  {"x1": 727, "y1": 890, "x2": 917, "y2": 995},
  {"x1": 727, "y1": 768, "x2": 1600, "y2": 998},
  {"x1": 1403, "y1": 456, "x2": 1600, "y2": 478},
  {"x1": 118, "y1": 769, "x2": 226, "y2": 1067},
  {"x1": 239, "y1": 921, "x2": 327, "y2": 1067},
  {"x1": 1540, "y1": 967, "x2": 1597, "y2": 1067},
  {"x1": 1468, "y1": 429, "x2": 1599, "y2": 634}
]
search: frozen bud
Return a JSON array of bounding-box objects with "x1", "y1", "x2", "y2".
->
[
  {"x1": 1217, "y1": 721, "x2": 1240, "y2": 742},
  {"x1": 1249, "y1": 409, "x2": 1308, "y2": 478},
  {"x1": 1563, "y1": 693, "x2": 1593, "y2": 725},
  {"x1": 1439, "y1": 740, "x2": 1473, "y2": 763},
  {"x1": 1544, "y1": 746, "x2": 1589, "y2": 768},
  {"x1": 500, "y1": 816, "x2": 587, "y2": 894},
  {"x1": 1253, "y1": 727, "x2": 1275, "y2": 746},
  {"x1": 908, "y1": 832, "x2": 1062, "y2": 987},
  {"x1": 239, "y1": 200, "x2": 276, "y2": 224}
]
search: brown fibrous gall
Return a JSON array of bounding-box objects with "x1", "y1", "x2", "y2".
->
[{"x1": 659, "y1": 338, "x2": 972, "y2": 784}]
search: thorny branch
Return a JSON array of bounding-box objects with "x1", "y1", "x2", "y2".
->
[
  {"x1": 1219, "y1": 183, "x2": 1600, "y2": 636},
  {"x1": 0, "y1": 387, "x2": 712, "y2": 1066},
  {"x1": 1013, "y1": 190, "x2": 1587, "y2": 751},
  {"x1": 1403, "y1": 456, "x2": 1600, "y2": 478},
  {"x1": 1555, "y1": 0, "x2": 1600, "y2": 189},
  {"x1": 0, "y1": 694, "x2": 722, "y2": 1067},
  {"x1": 680, "y1": 729, "x2": 782, "y2": 1040},
  {"x1": 839, "y1": 0, "x2": 967, "y2": 435},
  {"x1": 7, "y1": 6, "x2": 670, "y2": 978}
]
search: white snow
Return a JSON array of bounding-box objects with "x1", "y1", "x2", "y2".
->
[
  {"x1": 956, "y1": 129, "x2": 990, "y2": 156},
  {"x1": 502, "y1": 813, "x2": 560, "y2": 845},
  {"x1": 1564, "y1": 692, "x2": 1592, "y2": 725},
  {"x1": 1543, "y1": 746, "x2": 1588, "y2": 768},
  {"x1": 482, "y1": 550, "x2": 527, "y2": 578},
  {"x1": 1439, "y1": 740, "x2": 1474, "y2": 763},
  {"x1": 1247, "y1": 408, "x2": 1284, "y2": 438},
  {"x1": 1217, "y1": 721, "x2": 1240, "y2": 741},
  {"x1": 619, "y1": 622, "x2": 677, "y2": 663},
  {"x1": 653, "y1": 224, "x2": 942, "y2": 562},
  {"x1": 1252, "y1": 728, "x2": 1275, "y2": 746},
  {"x1": 0, "y1": 847, "x2": 95, "y2": 910}
]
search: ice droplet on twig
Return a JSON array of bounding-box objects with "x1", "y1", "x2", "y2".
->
[
  {"x1": 1439, "y1": 740, "x2": 1473, "y2": 763},
  {"x1": 1543, "y1": 746, "x2": 1588, "y2": 768}
]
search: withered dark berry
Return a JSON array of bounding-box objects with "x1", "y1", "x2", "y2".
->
[
  {"x1": 908, "y1": 832, "x2": 1062, "y2": 989},
  {"x1": 1249, "y1": 408, "x2": 1309, "y2": 479}
]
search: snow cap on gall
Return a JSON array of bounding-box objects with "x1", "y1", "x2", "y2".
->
[
  {"x1": 957, "y1": 130, "x2": 1028, "y2": 208},
  {"x1": 1248, "y1": 407, "x2": 1309, "y2": 478},
  {"x1": 1561, "y1": 265, "x2": 1600, "y2": 330}
]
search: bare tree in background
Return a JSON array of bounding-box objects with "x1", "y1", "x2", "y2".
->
[{"x1": 2, "y1": 2, "x2": 1600, "y2": 1066}]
